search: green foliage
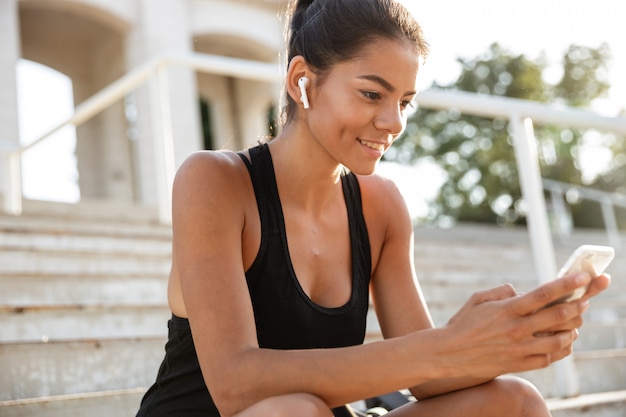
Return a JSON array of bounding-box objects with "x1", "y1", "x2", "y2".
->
[
  {"x1": 390, "y1": 43, "x2": 620, "y2": 227},
  {"x1": 554, "y1": 44, "x2": 611, "y2": 106}
]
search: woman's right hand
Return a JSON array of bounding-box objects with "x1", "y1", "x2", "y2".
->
[{"x1": 436, "y1": 272, "x2": 596, "y2": 379}]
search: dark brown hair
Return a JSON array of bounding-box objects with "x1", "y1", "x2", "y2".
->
[{"x1": 283, "y1": 0, "x2": 429, "y2": 123}]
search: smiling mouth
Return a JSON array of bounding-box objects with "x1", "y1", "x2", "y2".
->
[{"x1": 358, "y1": 139, "x2": 386, "y2": 152}]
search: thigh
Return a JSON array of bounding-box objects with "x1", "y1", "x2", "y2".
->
[
  {"x1": 385, "y1": 376, "x2": 550, "y2": 417},
  {"x1": 232, "y1": 393, "x2": 334, "y2": 417}
]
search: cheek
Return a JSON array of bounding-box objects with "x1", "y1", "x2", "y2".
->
[
  {"x1": 311, "y1": 96, "x2": 351, "y2": 131},
  {"x1": 309, "y1": 87, "x2": 371, "y2": 141}
]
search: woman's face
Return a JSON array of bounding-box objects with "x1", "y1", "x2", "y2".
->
[{"x1": 304, "y1": 37, "x2": 420, "y2": 175}]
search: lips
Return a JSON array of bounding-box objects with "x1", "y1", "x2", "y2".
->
[{"x1": 358, "y1": 139, "x2": 386, "y2": 152}]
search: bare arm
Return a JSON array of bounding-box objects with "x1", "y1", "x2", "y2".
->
[{"x1": 365, "y1": 175, "x2": 608, "y2": 399}]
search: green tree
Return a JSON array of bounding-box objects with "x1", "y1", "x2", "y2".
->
[{"x1": 390, "y1": 43, "x2": 614, "y2": 227}]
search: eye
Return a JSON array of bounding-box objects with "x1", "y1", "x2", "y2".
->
[
  {"x1": 400, "y1": 100, "x2": 415, "y2": 110},
  {"x1": 361, "y1": 91, "x2": 381, "y2": 101}
]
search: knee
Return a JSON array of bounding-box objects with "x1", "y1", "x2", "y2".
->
[
  {"x1": 242, "y1": 393, "x2": 333, "y2": 417},
  {"x1": 488, "y1": 376, "x2": 550, "y2": 416},
  {"x1": 291, "y1": 394, "x2": 334, "y2": 417}
]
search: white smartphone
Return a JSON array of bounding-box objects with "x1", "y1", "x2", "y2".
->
[{"x1": 545, "y1": 244, "x2": 614, "y2": 307}]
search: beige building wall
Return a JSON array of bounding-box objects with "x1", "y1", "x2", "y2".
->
[
  {"x1": 191, "y1": 0, "x2": 285, "y2": 150},
  {"x1": 1, "y1": 0, "x2": 286, "y2": 208}
]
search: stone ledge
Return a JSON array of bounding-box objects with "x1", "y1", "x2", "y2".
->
[{"x1": 547, "y1": 389, "x2": 626, "y2": 411}]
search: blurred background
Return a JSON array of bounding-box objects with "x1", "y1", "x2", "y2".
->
[{"x1": 1, "y1": 1, "x2": 625, "y2": 416}]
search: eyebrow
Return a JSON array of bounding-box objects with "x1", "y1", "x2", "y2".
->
[{"x1": 357, "y1": 74, "x2": 416, "y2": 96}]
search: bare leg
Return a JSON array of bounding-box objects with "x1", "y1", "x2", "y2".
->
[
  {"x1": 232, "y1": 376, "x2": 549, "y2": 417},
  {"x1": 387, "y1": 376, "x2": 551, "y2": 417},
  {"x1": 232, "y1": 392, "x2": 334, "y2": 417}
]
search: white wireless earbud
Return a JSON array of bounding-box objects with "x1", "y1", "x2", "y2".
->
[{"x1": 298, "y1": 77, "x2": 310, "y2": 109}]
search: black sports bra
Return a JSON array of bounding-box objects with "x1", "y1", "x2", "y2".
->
[{"x1": 238, "y1": 143, "x2": 372, "y2": 349}]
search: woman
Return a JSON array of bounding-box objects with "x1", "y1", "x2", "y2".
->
[{"x1": 137, "y1": 1, "x2": 610, "y2": 416}]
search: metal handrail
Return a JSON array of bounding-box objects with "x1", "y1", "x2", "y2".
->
[
  {"x1": 416, "y1": 89, "x2": 626, "y2": 135},
  {"x1": 16, "y1": 52, "x2": 280, "y2": 156},
  {"x1": 544, "y1": 178, "x2": 626, "y2": 248},
  {"x1": 0, "y1": 51, "x2": 281, "y2": 219}
]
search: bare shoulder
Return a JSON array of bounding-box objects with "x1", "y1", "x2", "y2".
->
[
  {"x1": 174, "y1": 149, "x2": 251, "y2": 199},
  {"x1": 356, "y1": 172, "x2": 411, "y2": 223},
  {"x1": 354, "y1": 172, "x2": 413, "y2": 260},
  {"x1": 175, "y1": 150, "x2": 247, "y2": 188},
  {"x1": 171, "y1": 149, "x2": 255, "y2": 227}
]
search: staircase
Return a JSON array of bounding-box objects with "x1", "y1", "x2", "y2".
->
[
  {"x1": 0, "y1": 200, "x2": 171, "y2": 417},
  {"x1": 1, "y1": 204, "x2": 624, "y2": 416}
]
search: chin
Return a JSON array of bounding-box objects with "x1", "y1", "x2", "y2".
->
[{"x1": 345, "y1": 161, "x2": 378, "y2": 176}]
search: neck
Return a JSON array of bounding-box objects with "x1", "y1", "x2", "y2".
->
[{"x1": 267, "y1": 126, "x2": 345, "y2": 215}]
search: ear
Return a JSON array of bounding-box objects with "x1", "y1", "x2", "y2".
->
[{"x1": 286, "y1": 56, "x2": 314, "y2": 109}]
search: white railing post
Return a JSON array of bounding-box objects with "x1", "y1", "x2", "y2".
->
[
  {"x1": 600, "y1": 197, "x2": 621, "y2": 249},
  {"x1": 0, "y1": 149, "x2": 22, "y2": 216},
  {"x1": 1, "y1": 149, "x2": 22, "y2": 215},
  {"x1": 510, "y1": 116, "x2": 580, "y2": 398},
  {"x1": 511, "y1": 117, "x2": 557, "y2": 283},
  {"x1": 153, "y1": 64, "x2": 176, "y2": 224},
  {"x1": 549, "y1": 188, "x2": 572, "y2": 241}
]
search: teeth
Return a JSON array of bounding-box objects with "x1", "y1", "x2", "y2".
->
[{"x1": 359, "y1": 139, "x2": 385, "y2": 152}]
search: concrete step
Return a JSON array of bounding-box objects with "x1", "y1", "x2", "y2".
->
[
  {"x1": 0, "y1": 214, "x2": 170, "y2": 239},
  {"x1": 0, "y1": 337, "x2": 166, "y2": 401},
  {"x1": 515, "y1": 348, "x2": 626, "y2": 398},
  {"x1": 547, "y1": 390, "x2": 626, "y2": 417},
  {"x1": 0, "y1": 248, "x2": 170, "y2": 275},
  {"x1": 575, "y1": 320, "x2": 626, "y2": 351},
  {"x1": 0, "y1": 206, "x2": 170, "y2": 241},
  {"x1": 0, "y1": 227, "x2": 171, "y2": 256},
  {"x1": 0, "y1": 273, "x2": 167, "y2": 307},
  {"x1": 413, "y1": 224, "x2": 626, "y2": 281},
  {"x1": 0, "y1": 215, "x2": 172, "y2": 270},
  {"x1": 1, "y1": 305, "x2": 171, "y2": 343},
  {"x1": 20, "y1": 198, "x2": 161, "y2": 224},
  {"x1": 413, "y1": 223, "x2": 625, "y2": 250},
  {"x1": 415, "y1": 250, "x2": 626, "y2": 292},
  {"x1": 0, "y1": 388, "x2": 147, "y2": 417}
]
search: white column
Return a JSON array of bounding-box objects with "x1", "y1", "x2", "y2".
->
[
  {"x1": 0, "y1": 0, "x2": 21, "y2": 201},
  {"x1": 126, "y1": 0, "x2": 201, "y2": 208}
]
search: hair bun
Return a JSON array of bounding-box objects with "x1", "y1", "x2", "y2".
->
[
  {"x1": 290, "y1": 0, "x2": 316, "y2": 19},
  {"x1": 289, "y1": 0, "x2": 321, "y2": 41},
  {"x1": 295, "y1": 0, "x2": 316, "y2": 10}
]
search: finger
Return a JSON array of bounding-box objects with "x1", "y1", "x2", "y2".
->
[
  {"x1": 532, "y1": 330, "x2": 577, "y2": 355},
  {"x1": 510, "y1": 273, "x2": 591, "y2": 315},
  {"x1": 469, "y1": 283, "x2": 518, "y2": 304},
  {"x1": 513, "y1": 330, "x2": 577, "y2": 371},
  {"x1": 448, "y1": 284, "x2": 519, "y2": 325},
  {"x1": 546, "y1": 340, "x2": 575, "y2": 363},
  {"x1": 526, "y1": 298, "x2": 589, "y2": 336},
  {"x1": 535, "y1": 316, "x2": 584, "y2": 335},
  {"x1": 581, "y1": 273, "x2": 611, "y2": 301}
]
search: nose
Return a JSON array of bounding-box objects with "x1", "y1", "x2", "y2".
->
[{"x1": 374, "y1": 104, "x2": 406, "y2": 136}]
